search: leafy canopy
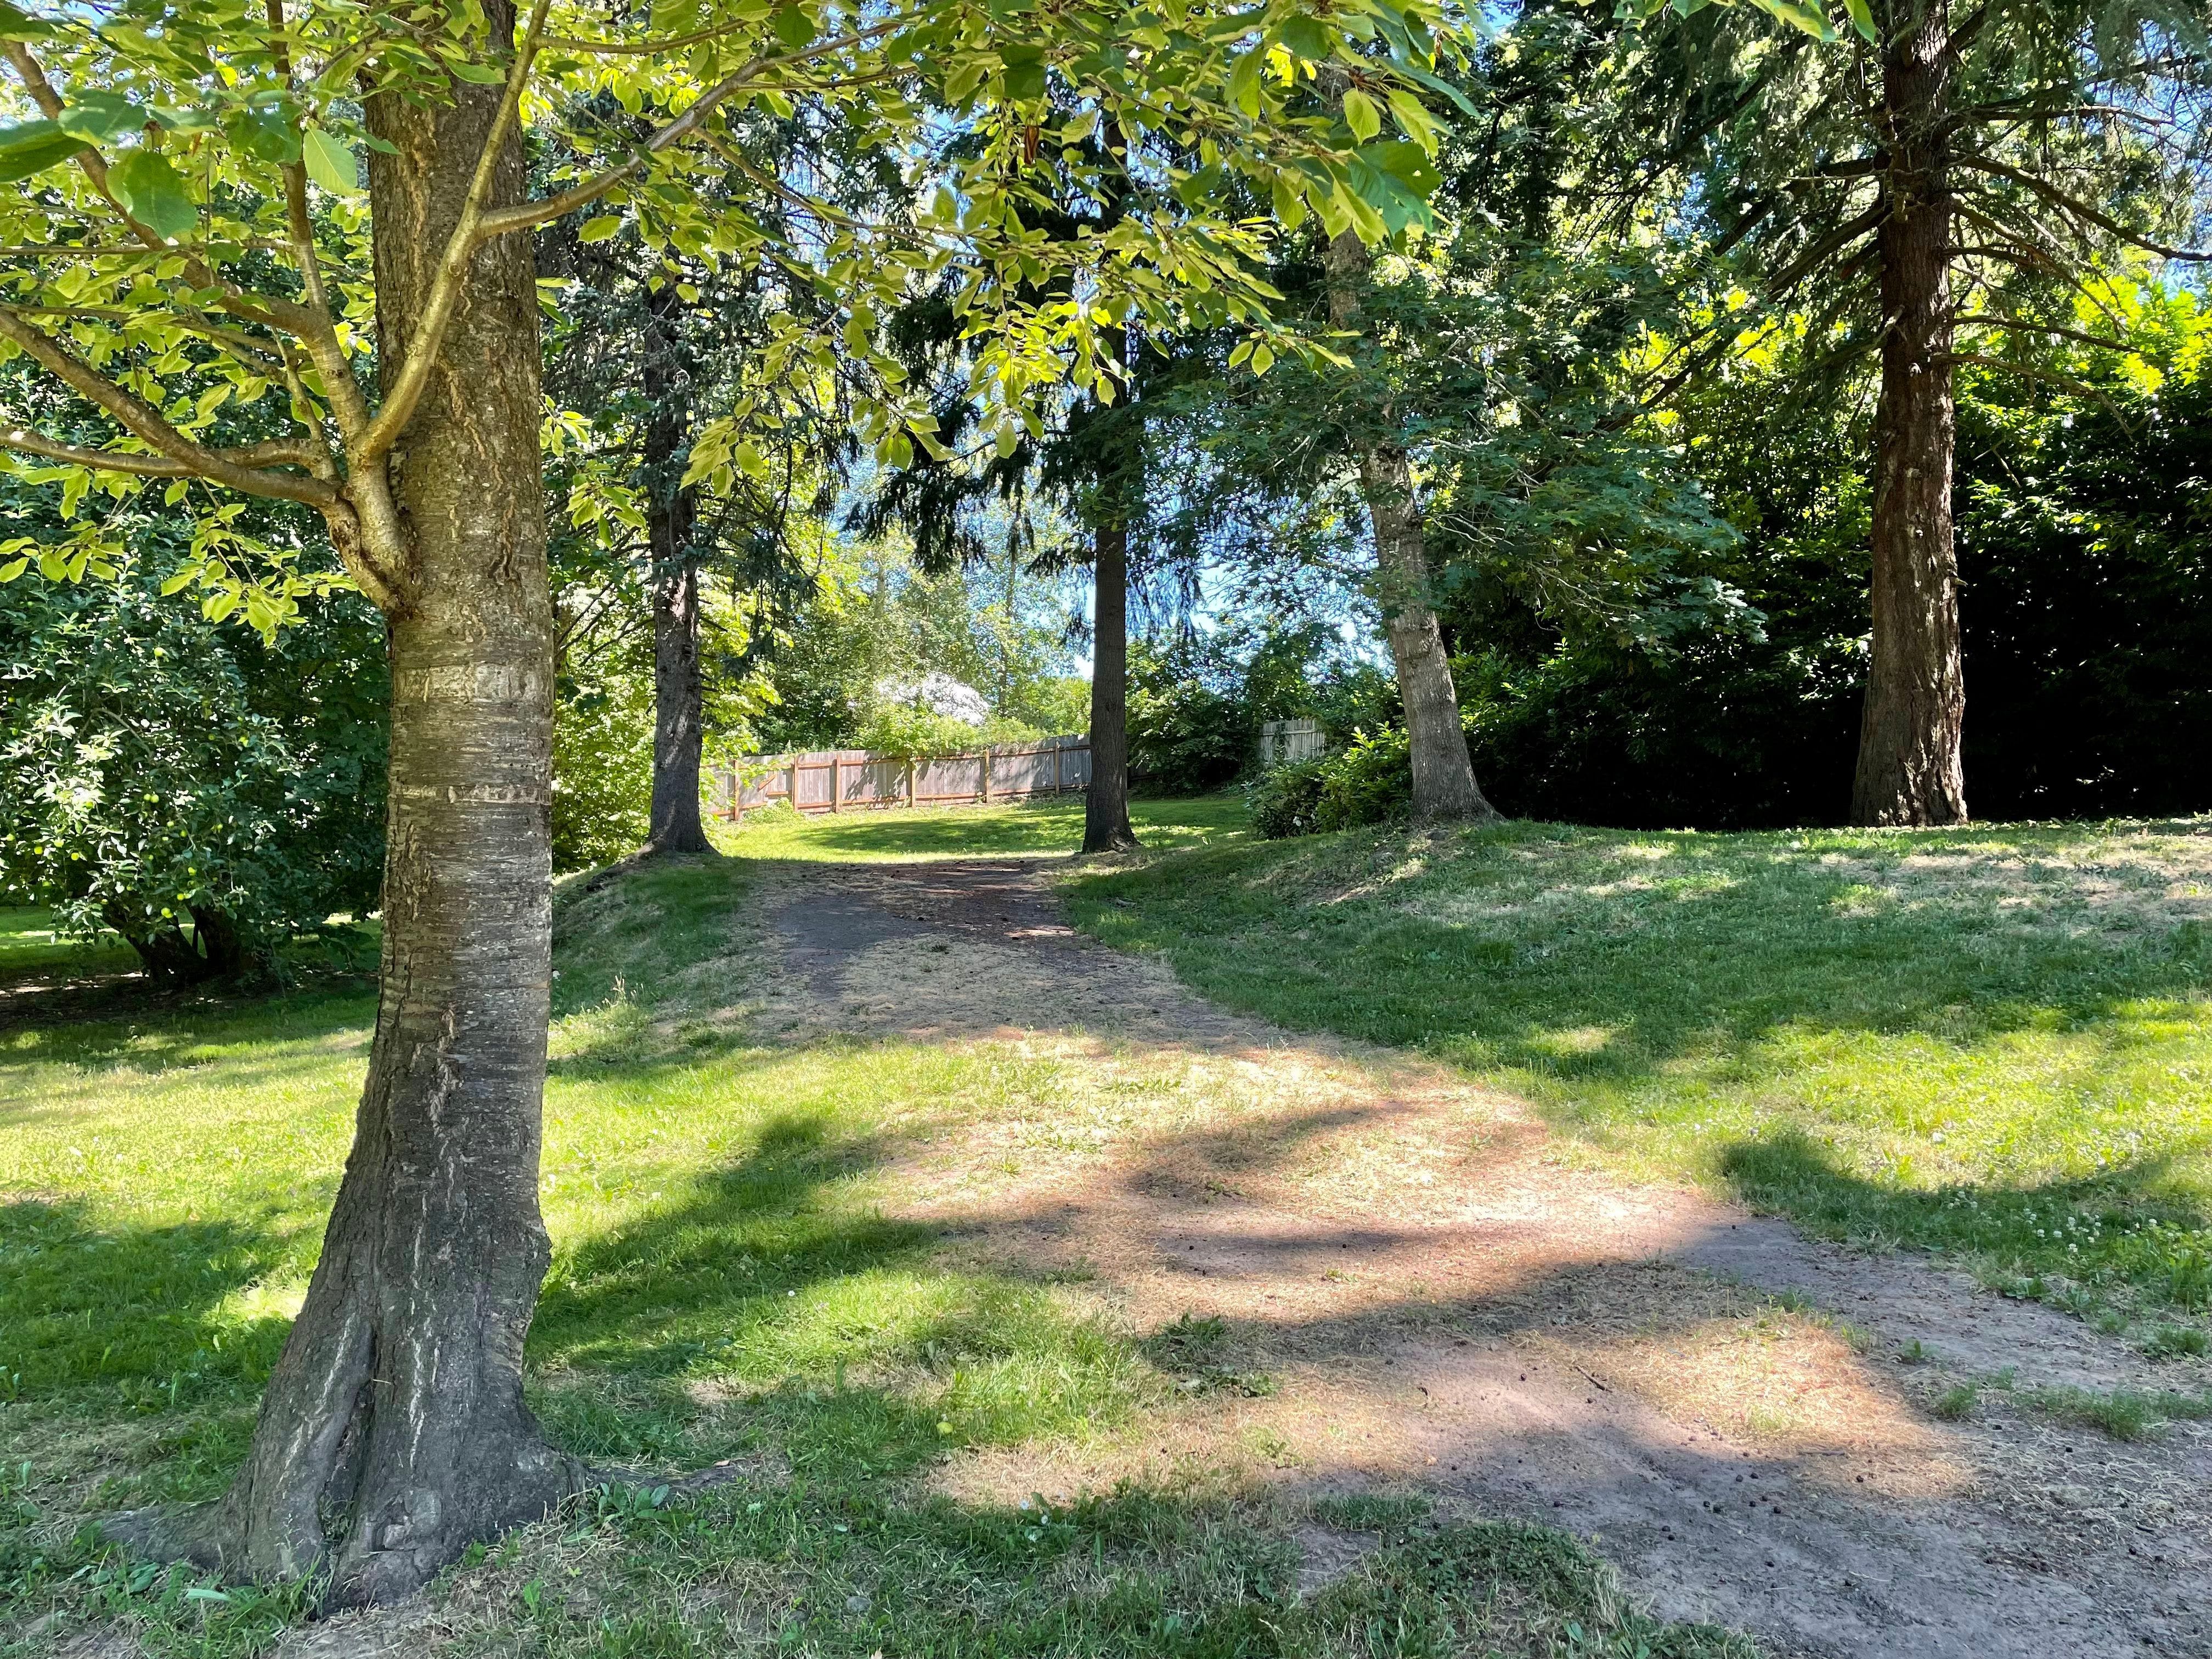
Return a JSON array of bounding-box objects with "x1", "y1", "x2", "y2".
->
[{"x1": 0, "y1": 0, "x2": 1503, "y2": 628}]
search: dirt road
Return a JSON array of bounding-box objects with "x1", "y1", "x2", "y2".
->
[{"x1": 758, "y1": 855, "x2": 2212, "y2": 1659}]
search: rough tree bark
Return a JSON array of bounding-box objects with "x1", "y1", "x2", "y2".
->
[
  {"x1": 1082, "y1": 520, "x2": 1138, "y2": 853},
  {"x1": 641, "y1": 284, "x2": 713, "y2": 855},
  {"x1": 128, "y1": 37, "x2": 584, "y2": 1605},
  {"x1": 1324, "y1": 228, "x2": 1497, "y2": 825},
  {"x1": 1853, "y1": 0, "x2": 1968, "y2": 826}
]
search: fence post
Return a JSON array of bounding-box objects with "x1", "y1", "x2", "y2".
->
[
  {"x1": 905, "y1": 757, "x2": 916, "y2": 808},
  {"x1": 787, "y1": 758, "x2": 797, "y2": 809},
  {"x1": 830, "y1": 753, "x2": 840, "y2": 812},
  {"x1": 981, "y1": 749, "x2": 991, "y2": 805},
  {"x1": 1053, "y1": 742, "x2": 1064, "y2": 795}
]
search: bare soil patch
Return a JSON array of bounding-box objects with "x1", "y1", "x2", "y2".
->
[{"x1": 748, "y1": 855, "x2": 2212, "y2": 1659}]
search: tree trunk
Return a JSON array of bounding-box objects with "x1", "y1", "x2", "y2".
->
[
  {"x1": 1325, "y1": 229, "x2": 1497, "y2": 825},
  {"x1": 1853, "y1": 0, "x2": 1967, "y2": 826},
  {"x1": 642, "y1": 285, "x2": 713, "y2": 855},
  {"x1": 1082, "y1": 522, "x2": 1138, "y2": 853},
  {"x1": 136, "y1": 39, "x2": 583, "y2": 1606}
]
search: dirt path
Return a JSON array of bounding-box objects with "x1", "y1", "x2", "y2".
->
[{"x1": 754, "y1": 855, "x2": 2212, "y2": 1659}]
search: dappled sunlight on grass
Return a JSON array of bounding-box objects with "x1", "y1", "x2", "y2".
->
[{"x1": 1070, "y1": 816, "x2": 2212, "y2": 1329}]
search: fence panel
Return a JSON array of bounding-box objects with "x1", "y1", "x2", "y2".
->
[
  {"x1": 1259, "y1": 718, "x2": 1327, "y2": 766},
  {"x1": 711, "y1": 735, "x2": 1090, "y2": 820}
]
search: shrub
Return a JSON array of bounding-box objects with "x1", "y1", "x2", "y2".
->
[
  {"x1": 0, "y1": 558, "x2": 386, "y2": 979},
  {"x1": 1128, "y1": 669, "x2": 1254, "y2": 794},
  {"x1": 553, "y1": 664, "x2": 653, "y2": 872},
  {"x1": 1247, "y1": 727, "x2": 1414, "y2": 839}
]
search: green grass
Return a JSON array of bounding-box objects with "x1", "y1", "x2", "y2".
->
[
  {"x1": 713, "y1": 791, "x2": 1251, "y2": 862},
  {"x1": 1, "y1": 844, "x2": 1745, "y2": 1657},
  {"x1": 1067, "y1": 815, "x2": 2212, "y2": 1333},
  {"x1": 0, "y1": 908, "x2": 138, "y2": 986}
]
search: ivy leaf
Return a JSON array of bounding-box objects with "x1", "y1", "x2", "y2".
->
[
  {"x1": 302, "y1": 127, "x2": 361, "y2": 194},
  {"x1": 109, "y1": 149, "x2": 196, "y2": 240}
]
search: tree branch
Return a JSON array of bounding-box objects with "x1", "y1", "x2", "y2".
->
[
  {"x1": 471, "y1": 12, "x2": 916, "y2": 242},
  {"x1": 354, "y1": 0, "x2": 551, "y2": 464},
  {"x1": 0, "y1": 304, "x2": 337, "y2": 506},
  {"x1": 1955, "y1": 154, "x2": 2212, "y2": 259},
  {"x1": 1956, "y1": 313, "x2": 2136, "y2": 353}
]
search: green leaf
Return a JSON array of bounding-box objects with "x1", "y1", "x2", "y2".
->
[
  {"x1": 579, "y1": 215, "x2": 622, "y2": 243},
  {"x1": 160, "y1": 566, "x2": 200, "y2": 596},
  {"x1": 302, "y1": 127, "x2": 361, "y2": 193},
  {"x1": 0, "y1": 116, "x2": 60, "y2": 151},
  {"x1": 109, "y1": 149, "x2": 196, "y2": 240},
  {"x1": 1841, "y1": 0, "x2": 1878, "y2": 42},
  {"x1": 447, "y1": 59, "x2": 509, "y2": 85},
  {"x1": 1000, "y1": 44, "x2": 1047, "y2": 101},
  {"x1": 0, "y1": 556, "x2": 27, "y2": 583},
  {"x1": 1750, "y1": 0, "x2": 1837, "y2": 38},
  {"x1": 0, "y1": 2, "x2": 61, "y2": 41},
  {"x1": 1360, "y1": 140, "x2": 1442, "y2": 199},
  {"x1": 1276, "y1": 16, "x2": 1330, "y2": 60},
  {"x1": 57, "y1": 91, "x2": 148, "y2": 143},
  {"x1": 770, "y1": 4, "x2": 814, "y2": 48},
  {"x1": 224, "y1": 108, "x2": 300, "y2": 165},
  {"x1": 1226, "y1": 47, "x2": 1263, "y2": 116},
  {"x1": 1341, "y1": 87, "x2": 1381, "y2": 142},
  {"x1": 0, "y1": 130, "x2": 87, "y2": 183}
]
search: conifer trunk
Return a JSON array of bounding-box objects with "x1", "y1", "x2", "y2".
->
[
  {"x1": 1082, "y1": 521, "x2": 1138, "y2": 852},
  {"x1": 1325, "y1": 228, "x2": 1497, "y2": 824},
  {"x1": 642, "y1": 284, "x2": 712, "y2": 854},
  {"x1": 144, "y1": 39, "x2": 583, "y2": 1605},
  {"x1": 1854, "y1": 0, "x2": 1967, "y2": 826}
]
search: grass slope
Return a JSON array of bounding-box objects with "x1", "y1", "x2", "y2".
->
[
  {"x1": 1068, "y1": 815, "x2": 2212, "y2": 1344},
  {"x1": 2, "y1": 842, "x2": 1743, "y2": 1658}
]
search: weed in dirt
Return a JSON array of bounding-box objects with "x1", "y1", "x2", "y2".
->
[
  {"x1": 1897, "y1": 1339, "x2": 1932, "y2": 1365},
  {"x1": 1931, "y1": 1383, "x2": 1981, "y2": 1421},
  {"x1": 2011, "y1": 1383, "x2": 2212, "y2": 1442},
  {"x1": 2142, "y1": 1323, "x2": 2210, "y2": 1359},
  {"x1": 1068, "y1": 815, "x2": 2212, "y2": 1328}
]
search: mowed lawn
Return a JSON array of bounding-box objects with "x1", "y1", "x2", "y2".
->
[
  {"x1": 2, "y1": 802, "x2": 1740, "y2": 1658},
  {"x1": 1068, "y1": 814, "x2": 2212, "y2": 1344}
]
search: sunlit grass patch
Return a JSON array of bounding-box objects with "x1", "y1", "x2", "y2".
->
[{"x1": 713, "y1": 790, "x2": 1251, "y2": 864}]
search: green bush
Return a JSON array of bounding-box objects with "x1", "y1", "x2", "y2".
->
[
  {"x1": 1246, "y1": 727, "x2": 1413, "y2": 839},
  {"x1": 0, "y1": 556, "x2": 386, "y2": 979},
  {"x1": 553, "y1": 664, "x2": 653, "y2": 872},
  {"x1": 1128, "y1": 658, "x2": 1254, "y2": 794}
]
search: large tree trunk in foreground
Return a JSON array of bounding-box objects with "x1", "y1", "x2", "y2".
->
[
  {"x1": 1325, "y1": 229, "x2": 1496, "y2": 825},
  {"x1": 1082, "y1": 522, "x2": 1138, "y2": 853},
  {"x1": 1853, "y1": 0, "x2": 1967, "y2": 827},
  {"x1": 642, "y1": 285, "x2": 713, "y2": 855},
  {"x1": 169, "y1": 48, "x2": 580, "y2": 1606}
]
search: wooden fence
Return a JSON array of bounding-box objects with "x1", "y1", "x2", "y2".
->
[
  {"x1": 1259, "y1": 717, "x2": 1327, "y2": 766},
  {"x1": 712, "y1": 735, "x2": 1091, "y2": 820}
]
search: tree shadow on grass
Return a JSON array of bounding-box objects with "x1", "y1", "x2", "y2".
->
[
  {"x1": 1716, "y1": 1127, "x2": 2212, "y2": 1313},
  {"x1": 0, "y1": 1197, "x2": 302, "y2": 1406}
]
